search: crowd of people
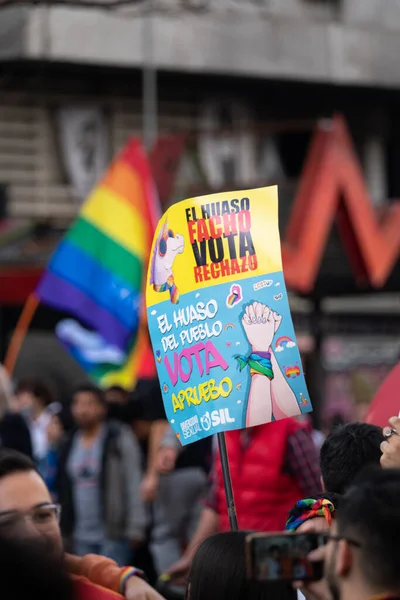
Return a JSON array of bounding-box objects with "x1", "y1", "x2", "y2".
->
[
  {"x1": 0, "y1": 363, "x2": 399, "y2": 600},
  {"x1": 0, "y1": 365, "x2": 215, "y2": 591}
]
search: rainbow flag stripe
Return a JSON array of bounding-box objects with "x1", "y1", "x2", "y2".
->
[{"x1": 36, "y1": 139, "x2": 159, "y2": 386}]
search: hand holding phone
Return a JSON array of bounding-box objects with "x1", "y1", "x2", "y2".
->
[
  {"x1": 294, "y1": 546, "x2": 333, "y2": 600},
  {"x1": 246, "y1": 532, "x2": 324, "y2": 583}
]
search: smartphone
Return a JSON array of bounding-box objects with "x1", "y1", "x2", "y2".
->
[{"x1": 246, "y1": 532, "x2": 324, "y2": 583}]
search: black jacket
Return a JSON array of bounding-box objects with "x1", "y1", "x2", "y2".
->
[{"x1": 0, "y1": 413, "x2": 33, "y2": 458}]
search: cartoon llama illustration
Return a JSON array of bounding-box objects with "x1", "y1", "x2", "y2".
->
[{"x1": 150, "y1": 221, "x2": 184, "y2": 304}]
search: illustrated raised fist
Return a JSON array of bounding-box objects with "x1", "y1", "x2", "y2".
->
[{"x1": 242, "y1": 302, "x2": 281, "y2": 353}]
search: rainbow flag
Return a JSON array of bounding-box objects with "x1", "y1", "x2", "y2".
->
[{"x1": 36, "y1": 138, "x2": 159, "y2": 388}]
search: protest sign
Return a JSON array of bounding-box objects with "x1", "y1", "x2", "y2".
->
[{"x1": 146, "y1": 186, "x2": 312, "y2": 445}]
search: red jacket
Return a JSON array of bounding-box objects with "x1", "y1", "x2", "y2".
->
[
  {"x1": 73, "y1": 577, "x2": 123, "y2": 600},
  {"x1": 215, "y1": 419, "x2": 304, "y2": 532}
]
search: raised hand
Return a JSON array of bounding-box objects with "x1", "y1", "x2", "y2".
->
[
  {"x1": 242, "y1": 302, "x2": 281, "y2": 353},
  {"x1": 272, "y1": 310, "x2": 282, "y2": 333}
]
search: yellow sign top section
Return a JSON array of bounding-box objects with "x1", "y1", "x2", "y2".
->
[{"x1": 146, "y1": 186, "x2": 282, "y2": 307}]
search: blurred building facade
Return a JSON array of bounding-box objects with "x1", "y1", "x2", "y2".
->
[
  {"x1": 3, "y1": 0, "x2": 400, "y2": 87},
  {"x1": 2, "y1": 0, "x2": 400, "y2": 215},
  {"x1": 0, "y1": 0, "x2": 400, "y2": 420}
]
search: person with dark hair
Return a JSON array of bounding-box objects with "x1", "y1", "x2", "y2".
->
[
  {"x1": 104, "y1": 386, "x2": 148, "y2": 465},
  {"x1": 15, "y1": 377, "x2": 54, "y2": 410},
  {"x1": 72, "y1": 383, "x2": 107, "y2": 404},
  {"x1": 0, "y1": 535, "x2": 75, "y2": 600},
  {"x1": 0, "y1": 448, "x2": 164, "y2": 600},
  {"x1": 14, "y1": 377, "x2": 56, "y2": 467},
  {"x1": 57, "y1": 383, "x2": 146, "y2": 566},
  {"x1": 319, "y1": 422, "x2": 384, "y2": 494},
  {"x1": 187, "y1": 532, "x2": 296, "y2": 600},
  {"x1": 106, "y1": 386, "x2": 131, "y2": 406},
  {"x1": 302, "y1": 467, "x2": 400, "y2": 600}
]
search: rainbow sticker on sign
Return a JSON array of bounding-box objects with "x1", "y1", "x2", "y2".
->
[
  {"x1": 284, "y1": 364, "x2": 301, "y2": 378},
  {"x1": 275, "y1": 336, "x2": 296, "y2": 352},
  {"x1": 146, "y1": 186, "x2": 312, "y2": 445}
]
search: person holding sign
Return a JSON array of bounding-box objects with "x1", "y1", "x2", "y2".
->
[
  {"x1": 163, "y1": 417, "x2": 321, "y2": 581},
  {"x1": 146, "y1": 187, "x2": 320, "y2": 580}
]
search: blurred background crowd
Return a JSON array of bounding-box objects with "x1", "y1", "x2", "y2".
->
[{"x1": 0, "y1": 363, "x2": 378, "y2": 582}]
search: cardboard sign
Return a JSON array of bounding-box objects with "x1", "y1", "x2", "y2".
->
[{"x1": 146, "y1": 187, "x2": 311, "y2": 445}]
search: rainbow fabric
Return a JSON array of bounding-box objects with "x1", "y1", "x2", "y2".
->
[
  {"x1": 285, "y1": 498, "x2": 335, "y2": 531},
  {"x1": 153, "y1": 275, "x2": 180, "y2": 304},
  {"x1": 235, "y1": 352, "x2": 274, "y2": 380},
  {"x1": 36, "y1": 139, "x2": 159, "y2": 388}
]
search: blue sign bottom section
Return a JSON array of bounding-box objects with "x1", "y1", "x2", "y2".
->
[{"x1": 147, "y1": 270, "x2": 312, "y2": 445}]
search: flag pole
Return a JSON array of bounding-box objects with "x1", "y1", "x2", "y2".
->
[
  {"x1": 4, "y1": 293, "x2": 39, "y2": 376},
  {"x1": 142, "y1": 0, "x2": 158, "y2": 151},
  {"x1": 217, "y1": 431, "x2": 238, "y2": 531}
]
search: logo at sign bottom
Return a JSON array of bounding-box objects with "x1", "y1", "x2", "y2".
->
[{"x1": 200, "y1": 408, "x2": 235, "y2": 432}]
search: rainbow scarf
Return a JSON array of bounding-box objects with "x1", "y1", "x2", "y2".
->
[
  {"x1": 153, "y1": 275, "x2": 180, "y2": 304},
  {"x1": 36, "y1": 139, "x2": 159, "y2": 389},
  {"x1": 235, "y1": 352, "x2": 274, "y2": 379},
  {"x1": 285, "y1": 498, "x2": 335, "y2": 531}
]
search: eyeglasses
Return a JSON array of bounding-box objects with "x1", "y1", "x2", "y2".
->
[
  {"x1": 321, "y1": 533, "x2": 361, "y2": 548},
  {"x1": 0, "y1": 503, "x2": 61, "y2": 533}
]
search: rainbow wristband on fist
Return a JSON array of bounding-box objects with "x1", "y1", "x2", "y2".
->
[
  {"x1": 119, "y1": 567, "x2": 145, "y2": 595},
  {"x1": 235, "y1": 351, "x2": 274, "y2": 380}
]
